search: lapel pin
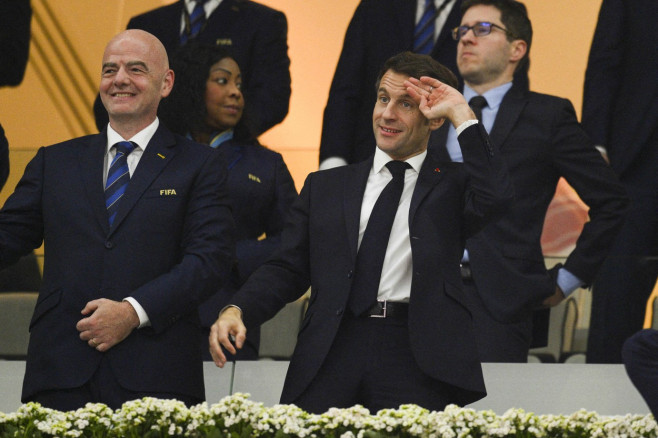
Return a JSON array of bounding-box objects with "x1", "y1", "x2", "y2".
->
[
  {"x1": 434, "y1": 167, "x2": 441, "y2": 173},
  {"x1": 157, "y1": 153, "x2": 166, "y2": 159}
]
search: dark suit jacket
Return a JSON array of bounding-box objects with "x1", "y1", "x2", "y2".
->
[
  {"x1": 0, "y1": 124, "x2": 235, "y2": 402},
  {"x1": 232, "y1": 124, "x2": 513, "y2": 406},
  {"x1": 581, "y1": 0, "x2": 658, "y2": 178},
  {"x1": 319, "y1": 0, "x2": 462, "y2": 165},
  {"x1": 94, "y1": 0, "x2": 291, "y2": 136},
  {"x1": 198, "y1": 139, "x2": 297, "y2": 355},
  {"x1": 0, "y1": 0, "x2": 31, "y2": 87},
  {"x1": 0, "y1": 123, "x2": 9, "y2": 191},
  {"x1": 433, "y1": 83, "x2": 628, "y2": 344}
]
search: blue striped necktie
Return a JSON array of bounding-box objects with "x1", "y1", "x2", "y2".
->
[
  {"x1": 414, "y1": 0, "x2": 436, "y2": 55},
  {"x1": 105, "y1": 141, "x2": 136, "y2": 226},
  {"x1": 180, "y1": 0, "x2": 207, "y2": 45}
]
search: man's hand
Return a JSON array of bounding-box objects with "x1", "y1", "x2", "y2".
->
[
  {"x1": 542, "y1": 286, "x2": 566, "y2": 308},
  {"x1": 76, "y1": 299, "x2": 139, "y2": 352},
  {"x1": 209, "y1": 306, "x2": 247, "y2": 368},
  {"x1": 405, "y1": 76, "x2": 475, "y2": 127}
]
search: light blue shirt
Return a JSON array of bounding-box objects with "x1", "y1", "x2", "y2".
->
[{"x1": 449, "y1": 82, "x2": 583, "y2": 297}]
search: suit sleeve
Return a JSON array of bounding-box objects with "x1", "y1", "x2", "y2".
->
[
  {"x1": 319, "y1": 2, "x2": 369, "y2": 163},
  {"x1": 459, "y1": 123, "x2": 514, "y2": 237},
  {"x1": 241, "y1": 9, "x2": 291, "y2": 135},
  {"x1": 552, "y1": 98, "x2": 628, "y2": 284},
  {"x1": 235, "y1": 152, "x2": 297, "y2": 283},
  {"x1": 0, "y1": 147, "x2": 46, "y2": 268},
  {"x1": 0, "y1": 123, "x2": 10, "y2": 191},
  {"x1": 581, "y1": 0, "x2": 624, "y2": 146},
  {"x1": 233, "y1": 173, "x2": 312, "y2": 330},
  {"x1": 130, "y1": 149, "x2": 236, "y2": 333}
]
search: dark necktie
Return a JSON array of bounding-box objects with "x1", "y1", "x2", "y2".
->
[
  {"x1": 414, "y1": 0, "x2": 436, "y2": 55},
  {"x1": 469, "y1": 95, "x2": 488, "y2": 123},
  {"x1": 349, "y1": 160, "x2": 411, "y2": 316},
  {"x1": 105, "y1": 141, "x2": 136, "y2": 226},
  {"x1": 180, "y1": 0, "x2": 207, "y2": 45}
]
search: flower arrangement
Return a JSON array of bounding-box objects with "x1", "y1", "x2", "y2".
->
[{"x1": 0, "y1": 393, "x2": 655, "y2": 438}]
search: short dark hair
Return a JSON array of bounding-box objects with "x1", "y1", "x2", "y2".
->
[
  {"x1": 375, "y1": 51, "x2": 459, "y2": 91},
  {"x1": 158, "y1": 42, "x2": 255, "y2": 141},
  {"x1": 461, "y1": 0, "x2": 532, "y2": 76}
]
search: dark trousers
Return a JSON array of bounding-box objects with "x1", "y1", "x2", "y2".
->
[
  {"x1": 27, "y1": 356, "x2": 202, "y2": 411},
  {"x1": 623, "y1": 329, "x2": 658, "y2": 417},
  {"x1": 291, "y1": 311, "x2": 460, "y2": 414},
  {"x1": 462, "y1": 280, "x2": 533, "y2": 362},
  {"x1": 588, "y1": 137, "x2": 658, "y2": 364}
]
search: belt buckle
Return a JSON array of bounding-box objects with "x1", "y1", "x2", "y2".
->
[{"x1": 370, "y1": 300, "x2": 387, "y2": 318}]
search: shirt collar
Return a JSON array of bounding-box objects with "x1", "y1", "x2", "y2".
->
[
  {"x1": 463, "y1": 82, "x2": 513, "y2": 112},
  {"x1": 106, "y1": 117, "x2": 159, "y2": 153},
  {"x1": 373, "y1": 147, "x2": 427, "y2": 175}
]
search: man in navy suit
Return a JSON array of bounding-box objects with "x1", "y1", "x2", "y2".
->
[
  {"x1": 319, "y1": 0, "x2": 463, "y2": 170},
  {"x1": 583, "y1": 0, "x2": 658, "y2": 364},
  {"x1": 209, "y1": 51, "x2": 513, "y2": 413},
  {"x1": 94, "y1": 0, "x2": 291, "y2": 137},
  {"x1": 0, "y1": 29, "x2": 235, "y2": 411},
  {"x1": 432, "y1": 0, "x2": 628, "y2": 362}
]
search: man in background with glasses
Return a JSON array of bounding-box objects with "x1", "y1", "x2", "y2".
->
[{"x1": 431, "y1": 0, "x2": 628, "y2": 362}]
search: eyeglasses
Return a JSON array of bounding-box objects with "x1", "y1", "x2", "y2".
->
[{"x1": 451, "y1": 22, "x2": 512, "y2": 41}]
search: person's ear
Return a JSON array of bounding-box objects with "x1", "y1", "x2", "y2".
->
[
  {"x1": 509, "y1": 39, "x2": 527, "y2": 63},
  {"x1": 429, "y1": 117, "x2": 445, "y2": 131}
]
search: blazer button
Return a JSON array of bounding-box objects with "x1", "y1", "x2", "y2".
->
[
  {"x1": 347, "y1": 270, "x2": 353, "y2": 279},
  {"x1": 104, "y1": 241, "x2": 114, "y2": 249},
  {"x1": 336, "y1": 308, "x2": 343, "y2": 316}
]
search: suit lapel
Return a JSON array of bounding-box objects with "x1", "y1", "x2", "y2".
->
[
  {"x1": 489, "y1": 83, "x2": 526, "y2": 149},
  {"x1": 410, "y1": 154, "x2": 444, "y2": 220},
  {"x1": 344, "y1": 159, "x2": 372, "y2": 262},
  {"x1": 109, "y1": 126, "x2": 178, "y2": 234},
  {"x1": 81, "y1": 132, "x2": 111, "y2": 235}
]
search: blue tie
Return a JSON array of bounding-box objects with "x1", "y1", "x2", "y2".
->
[
  {"x1": 105, "y1": 141, "x2": 136, "y2": 226},
  {"x1": 414, "y1": 0, "x2": 436, "y2": 55},
  {"x1": 349, "y1": 161, "x2": 411, "y2": 316},
  {"x1": 180, "y1": 0, "x2": 207, "y2": 45}
]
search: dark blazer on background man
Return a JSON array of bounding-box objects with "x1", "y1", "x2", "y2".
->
[
  {"x1": 94, "y1": 0, "x2": 291, "y2": 136},
  {"x1": 433, "y1": 82, "x2": 628, "y2": 346},
  {"x1": 582, "y1": 0, "x2": 658, "y2": 363},
  {"x1": 0, "y1": 125, "x2": 234, "y2": 403},
  {"x1": 198, "y1": 139, "x2": 297, "y2": 357},
  {"x1": 319, "y1": 0, "x2": 462, "y2": 165},
  {"x1": 231, "y1": 123, "x2": 513, "y2": 406}
]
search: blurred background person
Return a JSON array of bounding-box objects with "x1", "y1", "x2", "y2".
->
[
  {"x1": 159, "y1": 43, "x2": 297, "y2": 360},
  {"x1": 94, "y1": 0, "x2": 291, "y2": 137},
  {"x1": 318, "y1": 0, "x2": 463, "y2": 170},
  {"x1": 583, "y1": 0, "x2": 658, "y2": 364}
]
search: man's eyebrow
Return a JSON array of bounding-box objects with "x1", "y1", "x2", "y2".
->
[{"x1": 126, "y1": 61, "x2": 149, "y2": 71}]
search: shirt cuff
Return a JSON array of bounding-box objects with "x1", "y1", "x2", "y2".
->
[
  {"x1": 123, "y1": 297, "x2": 150, "y2": 328},
  {"x1": 219, "y1": 304, "x2": 243, "y2": 320},
  {"x1": 557, "y1": 268, "x2": 584, "y2": 297},
  {"x1": 319, "y1": 156, "x2": 348, "y2": 170},
  {"x1": 456, "y1": 119, "x2": 479, "y2": 136}
]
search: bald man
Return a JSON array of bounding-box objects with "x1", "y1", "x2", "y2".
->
[{"x1": 0, "y1": 30, "x2": 235, "y2": 411}]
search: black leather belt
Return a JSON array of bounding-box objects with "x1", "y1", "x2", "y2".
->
[
  {"x1": 460, "y1": 263, "x2": 473, "y2": 280},
  {"x1": 364, "y1": 301, "x2": 408, "y2": 319}
]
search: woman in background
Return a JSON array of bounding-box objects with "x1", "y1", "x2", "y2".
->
[{"x1": 160, "y1": 43, "x2": 297, "y2": 360}]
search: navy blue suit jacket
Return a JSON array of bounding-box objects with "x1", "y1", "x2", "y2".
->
[
  {"x1": 433, "y1": 83, "x2": 628, "y2": 345},
  {"x1": 94, "y1": 0, "x2": 291, "y2": 136},
  {"x1": 581, "y1": 0, "x2": 658, "y2": 178},
  {"x1": 198, "y1": 139, "x2": 297, "y2": 346},
  {"x1": 0, "y1": 124, "x2": 235, "y2": 402},
  {"x1": 232, "y1": 124, "x2": 513, "y2": 406},
  {"x1": 319, "y1": 0, "x2": 462, "y2": 165}
]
